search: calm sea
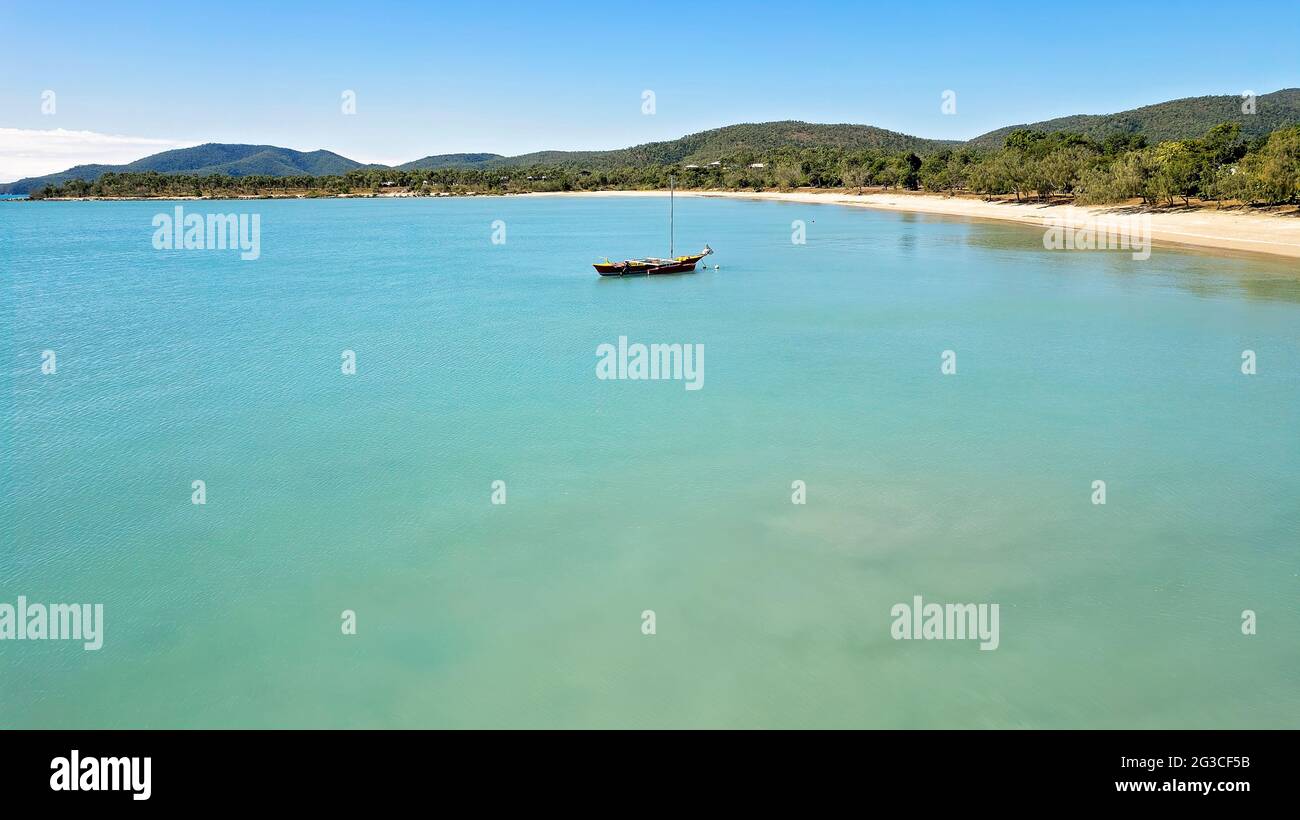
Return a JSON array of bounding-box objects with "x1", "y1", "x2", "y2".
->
[{"x1": 2, "y1": 196, "x2": 1297, "y2": 728}]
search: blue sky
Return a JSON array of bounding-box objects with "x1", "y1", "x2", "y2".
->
[{"x1": 1, "y1": 0, "x2": 1297, "y2": 178}]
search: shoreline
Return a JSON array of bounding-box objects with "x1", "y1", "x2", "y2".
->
[
  {"x1": 528, "y1": 190, "x2": 1300, "y2": 261},
  {"x1": 15, "y1": 188, "x2": 1299, "y2": 261}
]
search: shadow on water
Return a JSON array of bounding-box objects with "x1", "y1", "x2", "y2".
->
[
  {"x1": 895, "y1": 212, "x2": 919, "y2": 253},
  {"x1": 1086, "y1": 243, "x2": 1300, "y2": 304},
  {"x1": 950, "y1": 215, "x2": 1300, "y2": 305},
  {"x1": 594, "y1": 271, "x2": 705, "y2": 285},
  {"x1": 1162, "y1": 264, "x2": 1300, "y2": 304}
]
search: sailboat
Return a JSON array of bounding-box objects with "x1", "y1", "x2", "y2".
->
[{"x1": 594, "y1": 176, "x2": 713, "y2": 276}]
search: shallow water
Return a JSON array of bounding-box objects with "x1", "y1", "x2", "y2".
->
[{"x1": 2, "y1": 195, "x2": 1297, "y2": 727}]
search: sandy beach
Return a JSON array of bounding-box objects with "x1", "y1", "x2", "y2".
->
[{"x1": 530, "y1": 190, "x2": 1300, "y2": 261}]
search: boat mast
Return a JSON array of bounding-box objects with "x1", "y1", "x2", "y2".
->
[{"x1": 669, "y1": 175, "x2": 674, "y2": 258}]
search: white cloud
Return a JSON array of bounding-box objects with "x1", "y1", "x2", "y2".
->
[{"x1": 0, "y1": 128, "x2": 199, "y2": 182}]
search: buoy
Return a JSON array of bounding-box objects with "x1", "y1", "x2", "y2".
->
[{"x1": 714, "y1": 265, "x2": 720, "y2": 270}]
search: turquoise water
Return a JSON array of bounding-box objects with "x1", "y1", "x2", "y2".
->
[{"x1": 2, "y1": 196, "x2": 1297, "y2": 728}]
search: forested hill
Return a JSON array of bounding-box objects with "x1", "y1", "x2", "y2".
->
[
  {"x1": 486, "y1": 121, "x2": 959, "y2": 169},
  {"x1": 968, "y1": 89, "x2": 1300, "y2": 149},
  {"x1": 1, "y1": 144, "x2": 370, "y2": 194},
  {"x1": 394, "y1": 123, "x2": 952, "y2": 172},
  {"x1": 397, "y1": 152, "x2": 505, "y2": 170}
]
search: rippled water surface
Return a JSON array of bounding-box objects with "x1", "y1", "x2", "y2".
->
[{"x1": 2, "y1": 196, "x2": 1297, "y2": 727}]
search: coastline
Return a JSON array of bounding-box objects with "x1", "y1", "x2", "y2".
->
[
  {"x1": 528, "y1": 190, "x2": 1300, "y2": 261},
  {"x1": 16, "y1": 188, "x2": 1299, "y2": 261}
]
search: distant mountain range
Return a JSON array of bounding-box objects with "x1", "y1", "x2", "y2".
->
[
  {"x1": 3, "y1": 144, "x2": 375, "y2": 194},
  {"x1": 4, "y1": 89, "x2": 1297, "y2": 194}
]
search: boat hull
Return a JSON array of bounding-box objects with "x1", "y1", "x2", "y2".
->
[{"x1": 594, "y1": 252, "x2": 709, "y2": 276}]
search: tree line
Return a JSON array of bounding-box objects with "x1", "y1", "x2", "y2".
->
[{"x1": 30, "y1": 122, "x2": 1300, "y2": 206}]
